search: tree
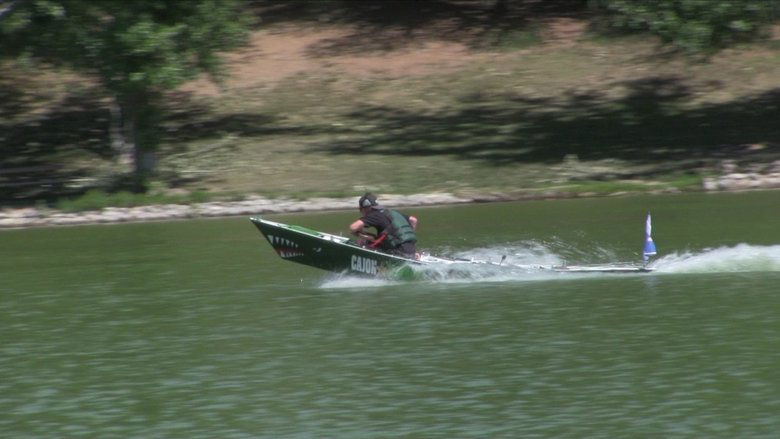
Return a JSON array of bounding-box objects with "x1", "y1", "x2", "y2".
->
[
  {"x1": 592, "y1": 0, "x2": 777, "y2": 55},
  {"x1": 0, "y1": 0, "x2": 251, "y2": 177}
]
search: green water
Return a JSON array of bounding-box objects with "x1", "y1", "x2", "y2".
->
[{"x1": 2, "y1": 192, "x2": 780, "y2": 437}]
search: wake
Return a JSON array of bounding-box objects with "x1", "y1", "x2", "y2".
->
[
  {"x1": 320, "y1": 240, "x2": 622, "y2": 287},
  {"x1": 651, "y1": 244, "x2": 780, "y2": 273},
  {"x1": 319, "y1": 242, "x2": 780, "y2": 288}
]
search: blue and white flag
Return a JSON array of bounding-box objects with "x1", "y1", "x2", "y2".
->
[{"x1": 643, "y1": 213, "x2": 657, "y2": 263}]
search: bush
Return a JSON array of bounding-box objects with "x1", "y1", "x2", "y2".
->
[{"x1": 592, "y1": 0, "x2": 777, "y2": 55}]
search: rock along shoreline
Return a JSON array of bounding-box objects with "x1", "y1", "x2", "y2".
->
[
  {"x1": 0, "y1": 192, "x2": 513, "y2": 230},
  {"x1": 3, "y1": 167, "x2": 780, "y2": 230}
]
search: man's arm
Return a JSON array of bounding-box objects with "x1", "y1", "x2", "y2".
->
[
  {"x1": 350, "y1": 218, "x2": 378, "y2": 244},
  {"x1": 408, "y1": 215, "x2": 418, "y2": 230},
  {"x1": 350, "y1": 219, "x2": 366, "y2": 235}
]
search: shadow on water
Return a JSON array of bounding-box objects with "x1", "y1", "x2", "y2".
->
[{"x1": 314, "y1": 76, "x2": 780, "y2": 173}]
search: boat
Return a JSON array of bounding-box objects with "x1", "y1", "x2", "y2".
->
[{"x1": 249, "y1": 213, "x2": 657, "y2": 279}]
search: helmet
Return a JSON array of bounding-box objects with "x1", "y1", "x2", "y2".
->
[{"x1": 358, "y1": 192, "x2": 378, "y2": 208}]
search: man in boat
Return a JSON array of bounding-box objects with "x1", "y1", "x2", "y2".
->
[{"x1": 350, "y1": 192, "x2": 418, "y2": 259}]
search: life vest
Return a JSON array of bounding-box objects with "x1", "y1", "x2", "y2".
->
[{"x1": 376, "y1": 209, "x2": 416, "y2": 249}]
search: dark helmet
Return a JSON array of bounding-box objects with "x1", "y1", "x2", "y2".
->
[{"x1": 358, "y1": 192, "x2": 378, "y2": 209}]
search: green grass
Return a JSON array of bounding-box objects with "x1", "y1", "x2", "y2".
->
[
  {"x1": 564, "y1": 180, "x2": 656, "y2": 194},
  {"x1": 55, "y1": 189, "x2": 213, "y2": 212},
  {"x1": 563, "y1": 173, "x2": 705, "y2": 195},
  {"x1": 492, "y1": 27, "x2": 543, "y2": 51},
  {"x1": 661, "y1": 174, "x2": 705, "y2": 191}
]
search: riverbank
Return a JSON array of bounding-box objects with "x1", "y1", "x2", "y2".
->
[
  {"x1": 4, "y1": 18, "x2": 779, "y2": 229},
  {"x1": 0, "y1": 192, "x2": 517, "y2": 229},
  {"x1": 5, "y1": 20, "x2": 780, "y2": 211},
  {"x1": 3, "y1": 166, "x2": 780, "y2": 229}
]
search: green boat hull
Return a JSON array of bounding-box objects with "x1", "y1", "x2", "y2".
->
[
  {"x1": 250, "y1": 217, "x2": 419, "y2": 278},
  {"x1": 250, "y1": 217, "x2": 654, "y2": 279}
]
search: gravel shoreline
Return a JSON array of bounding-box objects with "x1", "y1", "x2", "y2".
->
[
  {"x1": 3, "y1": 167, "x2": 779, "y2": 230},
  {"x1": 0, "y1": 192, "x2": 506, "y2": 229}
]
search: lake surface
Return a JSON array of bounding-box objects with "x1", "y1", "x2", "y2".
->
[{"x1": 2, "y1": 192, "x2": 780, "y2": 438}]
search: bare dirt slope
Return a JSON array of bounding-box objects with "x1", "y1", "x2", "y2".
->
[{"x1": 184, "y1": 18, "x2": 587, "y2": 94}]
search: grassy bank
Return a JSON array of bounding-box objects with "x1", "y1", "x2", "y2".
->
[
  {"x1": 2, "y1": 19, "x2": 779, "y2": 210},
  {"x1": 157, "y1": 30, "x2": 779, "y2": 198}
]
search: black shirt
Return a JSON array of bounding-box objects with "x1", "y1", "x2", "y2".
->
[
  {"x1": 361, "y1": 208, "x2": 415, "y2": 237},
  {"x1": 360, "y1": 208, "x2": 395, "y2": 235},
  {"x1": 360, "y1": 208, "x2": 416, "y2": 256}
]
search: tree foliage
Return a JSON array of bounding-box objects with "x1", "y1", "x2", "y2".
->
[
  {"x1": 1, "y1": 0, "x2": 251, "y2": 175},
  {"x1": 592, "y1": 0, "x2": 778, "y2": 54}
]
